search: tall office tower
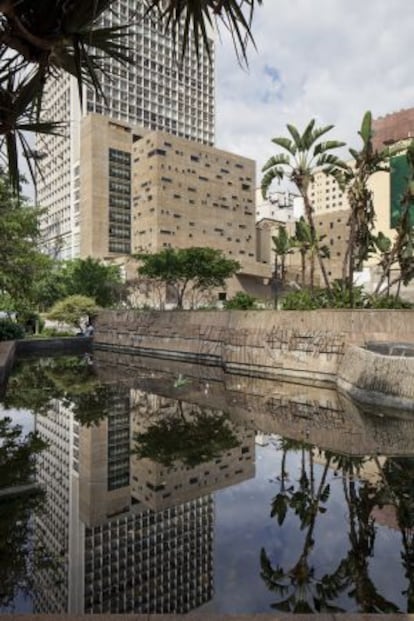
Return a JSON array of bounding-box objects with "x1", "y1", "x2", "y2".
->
[{"x1": 36, "y1": 0, "x2": 215, "y2": 259}]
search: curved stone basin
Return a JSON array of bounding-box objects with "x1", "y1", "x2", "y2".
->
[{"x1": 365, "y1": 341, "x2": 414, "y2": 357}]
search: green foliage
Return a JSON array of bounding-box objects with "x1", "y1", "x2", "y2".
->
[
  {"x1": 0, "y1": 175, "x2": 49, "y2": 311},
  {"x1": 0, "y1": 419, "x2": 46, "y2": 607},
  {"x1": 262, "y1": 120, "x2": 347, "y2": 292},
  {"x1": 0, "y1": 319, "x2": 25, "y2": 341},
  {"x1": 364, "y1": 294, "x2": 413, "y2": 309},
  {"x1": 344, "y1": 111, "x2": 392, "y2": 291},
  {"x1": 136, "y1": 247, "x2": 240, "y2": 309},
  {"x1": 62, "y1": 257, "x2": 123, "y2": 307},
  {"x1": 47, "y1": 295, "x2": 99, "y2": 329},
  {"x1": 224, "y1": 291, "x2": 258, "y2": 309},
  {"x1": 282, "y1": 283, "x2": 366, "y2": 310}
]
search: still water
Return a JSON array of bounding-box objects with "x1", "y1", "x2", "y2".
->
[{"x1": 1, "y1": 352, "x2": 414, "y2": 614}]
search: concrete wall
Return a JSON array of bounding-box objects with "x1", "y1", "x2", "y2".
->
[
  {"x1": 338, "y1": 345, "x2": 414, "y2": 409},
  {"x1": 94, "y1": 309, "x2": 414, "y2": 387}
]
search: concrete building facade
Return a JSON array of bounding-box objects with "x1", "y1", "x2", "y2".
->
[
  {"x1": 36, "y1": 0, "x2": 215, "y2": 259},
  {"x1": 77, "y1": 115, "x2": 270, "y2": 304}
]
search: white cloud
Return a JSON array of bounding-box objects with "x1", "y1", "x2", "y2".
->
[{"x1": 215, "y1": 0, "x2": 414, "y2": 185}]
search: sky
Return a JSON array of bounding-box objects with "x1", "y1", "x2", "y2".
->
[{"x1": 215, "y1": 0, "x2": 414, "y2": 186}]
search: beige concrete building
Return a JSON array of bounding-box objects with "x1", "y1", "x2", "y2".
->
[{"x1": 78, "y1": 114, "x2": 271, "y2": 304}]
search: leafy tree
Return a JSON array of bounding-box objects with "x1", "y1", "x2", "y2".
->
[
  {"x1": 136, "y1": 247, "x2": 240, "y2": 309},
  {"x1": 47, "y1": 294, "x2": 99, "y2": 329},
  {"x1": 0, "y1": 175, "x2": 50, "y2": 311},
  {"x1": 134, "y1": 403, "x2": 240, "y2": 467},
  {"x1": 0, "y1": 0, "x2": 263, "y2": 189},
  {"x1": 0, "y1": 319, "x2": 24, "y2": 341},
  {"x1": 261, "y1": 120, "x2": 347, "y2": 292},
  {"x1": 61, "y1": 257, "x2": 123, "y2": 307}
]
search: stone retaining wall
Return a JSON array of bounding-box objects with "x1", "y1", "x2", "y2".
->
[{"x1": 95, "y1": 309, "x2": 414, "y2": 386}]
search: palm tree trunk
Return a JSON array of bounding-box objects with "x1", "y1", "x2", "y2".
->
[
  {"x1": 303, "y1": 194, "x2": 331, "y2": 292},
  {"x1": 301, "y1": 249, "x2": 306, "y2": 286}
]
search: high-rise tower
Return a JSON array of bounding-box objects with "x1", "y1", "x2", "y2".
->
[{"x1": 36, "y1": 0, "x2": 215, "y2": 259}]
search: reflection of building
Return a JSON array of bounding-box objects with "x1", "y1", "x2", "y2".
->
[
  {"x1": 33, "y1": 383, "x2": 255, "y2": 614},
  {"x1": 33, "y1": 400, "x2": 78, "y2": 613}
]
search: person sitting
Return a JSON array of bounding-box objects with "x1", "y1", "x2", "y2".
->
[{"x1": 84, "y1": 322, "x2": 94, "y2": 337}]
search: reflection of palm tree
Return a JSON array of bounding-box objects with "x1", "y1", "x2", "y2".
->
[
  {"x1": 262, "y1": 443, "x2": 335, "y2": 612},
  {"x1": 376, "y1": 457, "x2": 414, "y2": 612},
  {"x1": 331, "y1": 457, "x2": 399, "y2": 613},
  {"x1": 261, "y1": 444, "x2": 400, "y2": 613}
]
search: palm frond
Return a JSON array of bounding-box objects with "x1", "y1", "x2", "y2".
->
[
  {"x1": 314, "y1": 140, "x2": 346, "y2": 156},
  {"x1": 287, "y1": 123, "x2": 303, "y2": 149},
  {"x1": 301, "y1": 119, "x2": 316, "y2": 150},
  {"x1": 271, "y1": 136, "x2": 297, "y2": 156},
  {"x1": 145, "y1": 0, "x2": 262, "y2": 66},
  {"x1": 310, "y1": 124, "x2": 335, "y2": 145},
  {"x1": 261, "y1": 168, "x2": 284, "y2": 198},
  {"x1": 262, "y1": 153, "x2": 290, "y2": 171}
]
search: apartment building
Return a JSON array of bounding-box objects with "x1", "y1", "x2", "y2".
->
[{"x1": 36, "y1": 0, "x2": 215, "y2": 259}]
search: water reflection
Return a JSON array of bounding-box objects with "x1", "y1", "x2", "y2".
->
[
  {"x1": 1, "y1": 355, "x2": 414, "y2": 613},
  {"x1": 0, "y1": 418, "x2": 46, "y2": 608},
  {"x1": 261, "y1": 445, "x2": 400, "y2": 613}
]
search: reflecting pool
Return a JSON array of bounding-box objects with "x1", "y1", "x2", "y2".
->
[{"x1": 1, "y1": 352, "x2": 414, "y2": 614}]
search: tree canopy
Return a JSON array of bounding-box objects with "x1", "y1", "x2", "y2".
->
[
  {"x1": 0, "y1": 175, "x2": 50, "y2": 311},
  {"x1": 47, "y1": 294, "x2": 99, "y2": 329},
  {"x1": 136, "y1": 246, "x2": 241, "y2": 308}
]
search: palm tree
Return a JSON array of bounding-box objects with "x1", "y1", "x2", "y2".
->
[
  {"x1": 374, "y1": 142, "x2": 414, "y2": 296},
  {"x1": 343, "y1": 111, "x2": 391, "y2": 304},
  {"x1": 0, "y1": 0, "x2": 263, "y2": 190},
  {"x1": 292, "y1": 217, "x2": 330, "y2": 290},
  {"x1": 271, "y1": 225, "x2": 294, "y2": 306},
  {"x1": 261, "y1": 120, "x2": 347, "y2": 292}
]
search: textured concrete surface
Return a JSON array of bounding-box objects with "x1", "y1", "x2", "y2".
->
[{"x1": 94, "y1": 309, "x2": 414, "y2": 392}]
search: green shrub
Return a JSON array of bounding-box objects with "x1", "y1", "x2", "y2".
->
[
  {"x1": 0, "y1": 319, "x2": 25, "y2": 341},
  {"x1": 364, "y1": 294, "x2": 413, "y2": 309},
  {"x1": 282, "y1": 290, "x2": 321, "y2": 310},
  {"x1": 224, "y1": 292, "x2": 258, "y2": 310},
  {"x1": 39, "y1": 327, "x2": 75, "y2": 338},
  {"x1": 282, "y1": 286, "x2": 412, "y2": 310}
]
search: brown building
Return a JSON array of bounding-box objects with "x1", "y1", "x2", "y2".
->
[
  {"x1": 79, "y1": 114, "x2": 270, "y2": 303},
  {"x1": 372, "y1": 108, "x2": 414, "y2": 150}
]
